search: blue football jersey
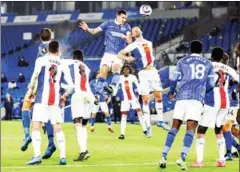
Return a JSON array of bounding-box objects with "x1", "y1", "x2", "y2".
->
[
  {"x1": 228, "y1": 78, "x2": 239, "y2": 108},
  {"x1": 37, "y1": 42, "x2": 49, "y2": 57},
  {"x1": 170, "y1": 54, "x2": 215, "y2": 102},
  {"x1": 99, "y1": 20, "x2": 131, "y2": 55},
  {"x1": 90, "y1": 79, "x2": 109, "y2": 102}
]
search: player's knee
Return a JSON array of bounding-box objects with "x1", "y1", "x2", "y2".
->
[
  {"x1": 197, "y1": 125, "x2": 208, "y2": 134},
  {"x1": 236, "y1": 109, "x2": 240, "y2": 124},
  {"x1": 82, "y1": 119, "x2": 88, "y2": 126},
  {"x1": 142, "y1": 98, "x2": 150, "y2": 105},
  {"x1": 53, "y1": 124, "x2": 62, "y2": 133},
  {"x1": 154, "y1": 92, "x2": 162, "y2": 102},
  {"x1": 222, "y1": 121, "x2": 232, "y2": 132},
  {"x1": 73, "y1": 117, "x2": 83, "y2": 124},
  {"x1": 136, "y1": 108, "x2": 141, "y2": 114},
  {"x1": 121, "y1": 111, "x2": 128, "y2": 115},
  {"x1": 214, "y1": 125, "x2": 222, "y2": 135},
  {"x1": 32, "y1": 121, "x2": 41, "y2": 131},
  {"x1": 74, "y1": 122, "x2": 82, "y2": 128},
  {"x1": 112, "y1": 63, "x2": 121, "y2": 73}
]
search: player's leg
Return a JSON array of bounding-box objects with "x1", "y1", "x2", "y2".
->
[
  {"x1": 27, "y1": 103, "x2": 47, "y2": 165},
  {"x1": 222, "y1": 119, "x2": 233, "y2": 160},
  {"x1": 105, "y1": 57, "x2": 122, "y2": 94},
  {"x1": 131, "y1": 100, "x2": 147, "y2": 135},
  {"x1": 159, "y1": 118, "x2": 182, "y2": 169},
  {"x1": 101, "y1": 103, "x2": 114, "y2": 133},
  {"x1": 90, "y1": 103, "x2": 99, "y2": 132},
  {"x1": 94, "y1": 54, "x2": 111, "y2": 101},
  {"x1": 141, "y1": 95, "x2": 152, "y2": 137},
  {"x1": 42, "y1": 120, "x2": 56, "y2": 159},
  {"x1": 176, "y1": 100, "x2": 202, "y2": 170},
  {"x1": 214, "y1": 109, "x2": 229, "y2": 167},
  {"x1": 119, "y1": 101, "x2": 130, "y2": 139},
  {"x1": 177, "y1": 120, "x2": 198, "y2": 170},
  {"x1": 73, "y1": 117, "x2": 90, "y2": 161},
  {"x1": 192, "y1": 104, "x2": 216, "y2": 167},
  {"x1": 90, "y1": 113, "x2": 97, "y2": 132},
  {"x1": 153, "y1": 91, "x2": 170, "y2": 131},
  {"x1": 49, "y1": 106, "x2": 66, "y2": 165},
  {"x1": 21, "y1": 109, "x2": 32, "y2": 151}
]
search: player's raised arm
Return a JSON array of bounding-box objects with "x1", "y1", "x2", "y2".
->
[
  {"x1": 79, "y1": 21, "x2": 103, "y2": 35},
  {"x1": 169, "y1": 60, "x2": 182, "y2": 95},
  {"x1": 124, "y1": 31, "x2": 132, "y2": 44},
  {"x1": 29, "y1": 58, "x2": 42, "y2": 90},
  {"x1": 117, "y1": 44, "x2": 135, "y2": 62}
]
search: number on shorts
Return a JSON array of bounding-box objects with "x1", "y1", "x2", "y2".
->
[{"x1": 190, "y1": 64, "x2": 205, "y2": 79}]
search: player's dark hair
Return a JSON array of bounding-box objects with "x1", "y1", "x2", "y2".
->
[
  {"x1": 117, "y1": 9, "x2": 127, "y2": 16},
  {"x1": 221, "y1": 53, "x2": 229, "y2": 64},
  {"x1": 48, "y1": 40, "x2": 59, "y2": 54},
  {"x1": 73, "y1": 49, "x2": 84, "y2": 61},
  {"x1": 190, "y1": 40, "x2": 202, "y2": 54},
  {"x1": 40, "y1": 28, "x2": 51, "y2": 42},
  {"x1": 211, "y1": 47, "x2": 224, "y2": 62},
  {"x1": 121, "y1": 64, "x2": 132, "y2": 74}
]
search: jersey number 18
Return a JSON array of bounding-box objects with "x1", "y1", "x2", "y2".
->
[{"x1": 190, "y1": 64, "x2": 205, "y2": 79}]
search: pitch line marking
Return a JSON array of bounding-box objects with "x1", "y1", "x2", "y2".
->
[{"x1": 1, "y1": 161, "x2": 238, "y2": 169}]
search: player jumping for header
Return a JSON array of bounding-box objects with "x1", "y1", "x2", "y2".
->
[
  {"x1": 79, "y1": 9, "x2": 132, "y2": 104},
  {"x1": 118, "y1": 27, "x2": 170, "y2": 136}
]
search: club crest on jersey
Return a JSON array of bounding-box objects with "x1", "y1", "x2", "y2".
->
[{"x1": 121, "y1": 27, "x2": 126, "y2": 32}]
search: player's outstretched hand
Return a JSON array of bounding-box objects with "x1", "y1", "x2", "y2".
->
[
  {"x1": 169, "y1": 94, "x2": 175, "y2": 101},
  {"x1": 79, "y1": 21, "x2": 88, "y2": 31}
]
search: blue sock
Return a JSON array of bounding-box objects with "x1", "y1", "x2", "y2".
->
[
  {"x1": 223, "y1": 131, "x2": 233, "y2": 154},
  {"x1": 162, "y1": 128, "x2": 178, "y2": 159},
  {"x1": 111, "y1": 73, "x2": 120, "y2": 86},
  {"x1": 21, "y1": 110, "x2": 31, "y2": 138},
  {"x1": 91, "y1": 117, "x2": 96, "y2": 127},
  {"x1": 45, "y1": 120, "x2": 55, "y2": 148},
  {"x1": 106, "y1": 115, "x2": 111, "y2": 127},
  {"x1": 232, "y1": 138, "x2": 240, "y2": 151},
  {"x1": 181, "y1": 130, "x2": 194, "y2": 161},
  {"x1": 95, "y1": 77, "x2": 106, "y2": 97}
]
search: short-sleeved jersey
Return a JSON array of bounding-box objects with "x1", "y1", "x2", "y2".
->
[
  {"x1": 30, "y1": 55, "x2": 74, "y2": 107},
  {"x1": 173, "y1": 54, "x2": 215, "y2": 102},
  {"x1": 90, "y1": 79, "x2": 109, "y2": 102},
  {"x1": 99, "y1": 20, "x2": 131, "y2": 54},
  {"x1": 204, "y1": 62, "x2": 239, "y2": 108},
  {"x1": 37, "y1": 41, "x2": 50, "y2": 57},
  {"x1": 123, "y1": 39, "x2": 155, "y2": 70},
  {"x1": 65, "y1": 59, "x2": 91, "y2": 94},
  {"x1": 117, "y1": 74, "x2": 140, "y2": 101}
]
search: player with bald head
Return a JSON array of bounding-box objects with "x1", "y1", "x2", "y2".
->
[{"x1": 118, "y1": 27, "x2": 170, "y2": 138}]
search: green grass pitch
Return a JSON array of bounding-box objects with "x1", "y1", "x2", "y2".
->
[{"x1": 1, "y1": 121, "x2": 239, "y2": 172}]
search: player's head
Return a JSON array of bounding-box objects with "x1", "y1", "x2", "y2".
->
[
  {"x1": 121, "y1": 64, "x2": 132, "y2": 76},
  {"x1": 132, "y1": 26, "x2": 142, "y2": 38},
  {"x1": 73, "y1": 49, "x2": 84, "y2": 61},
  {"x1": 211, "y1": 47, "x2": 224, "y2": 62},
  {"x1": 190, "y1": 40, "x2": 202, "y2": 54},
  {"x1": 48, "y1": 40, "x2": 60, "y2": 55},
  {"x1": 235, "y1": 42, "x2": 240, "y2": 57},
  {"x1": 40, "y1": 28, "x2": 52, "y2": 42},
  {"x1": 116, "y1": 9, "x2": 128, "y2": 25},
  {"x1": 221, "y1": 53, "x2": 229, "y2": 65}
]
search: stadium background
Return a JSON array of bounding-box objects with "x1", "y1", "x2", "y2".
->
[{"x1": 1, "y1": 1, "x2": 240, "y2": 124}]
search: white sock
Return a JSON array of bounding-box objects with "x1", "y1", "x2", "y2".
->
[
  {"x1": 142, "y1": 104, "x2": 151, "y2": 127},
  {"x1": 81, "y1": 126, "x2": 88, "y2": 152},
  {"x1": 75, "y1": 125, "x2": 82, "y2": 153},
  {"x1": 56, "y1": 131, "x2": 66, "y2": 159},
  {"x1": 196, "y1": 135, "x2": 205, "y2": 163},
  {"x1": 32, "y1": 130, "x2": 41, "y2": 157},
  {"x1": 137, "y1": 113, "x2": 147, "y2": 132},
  {"x1": 121, "y1": 115, "x2": 127, "y2": 135},
  {"x1": 155, "y1": 102, "x2": 164, "y2": 121},
  {"x1": 216, "y1": 134, "x2": 226, "y2": 162}
]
